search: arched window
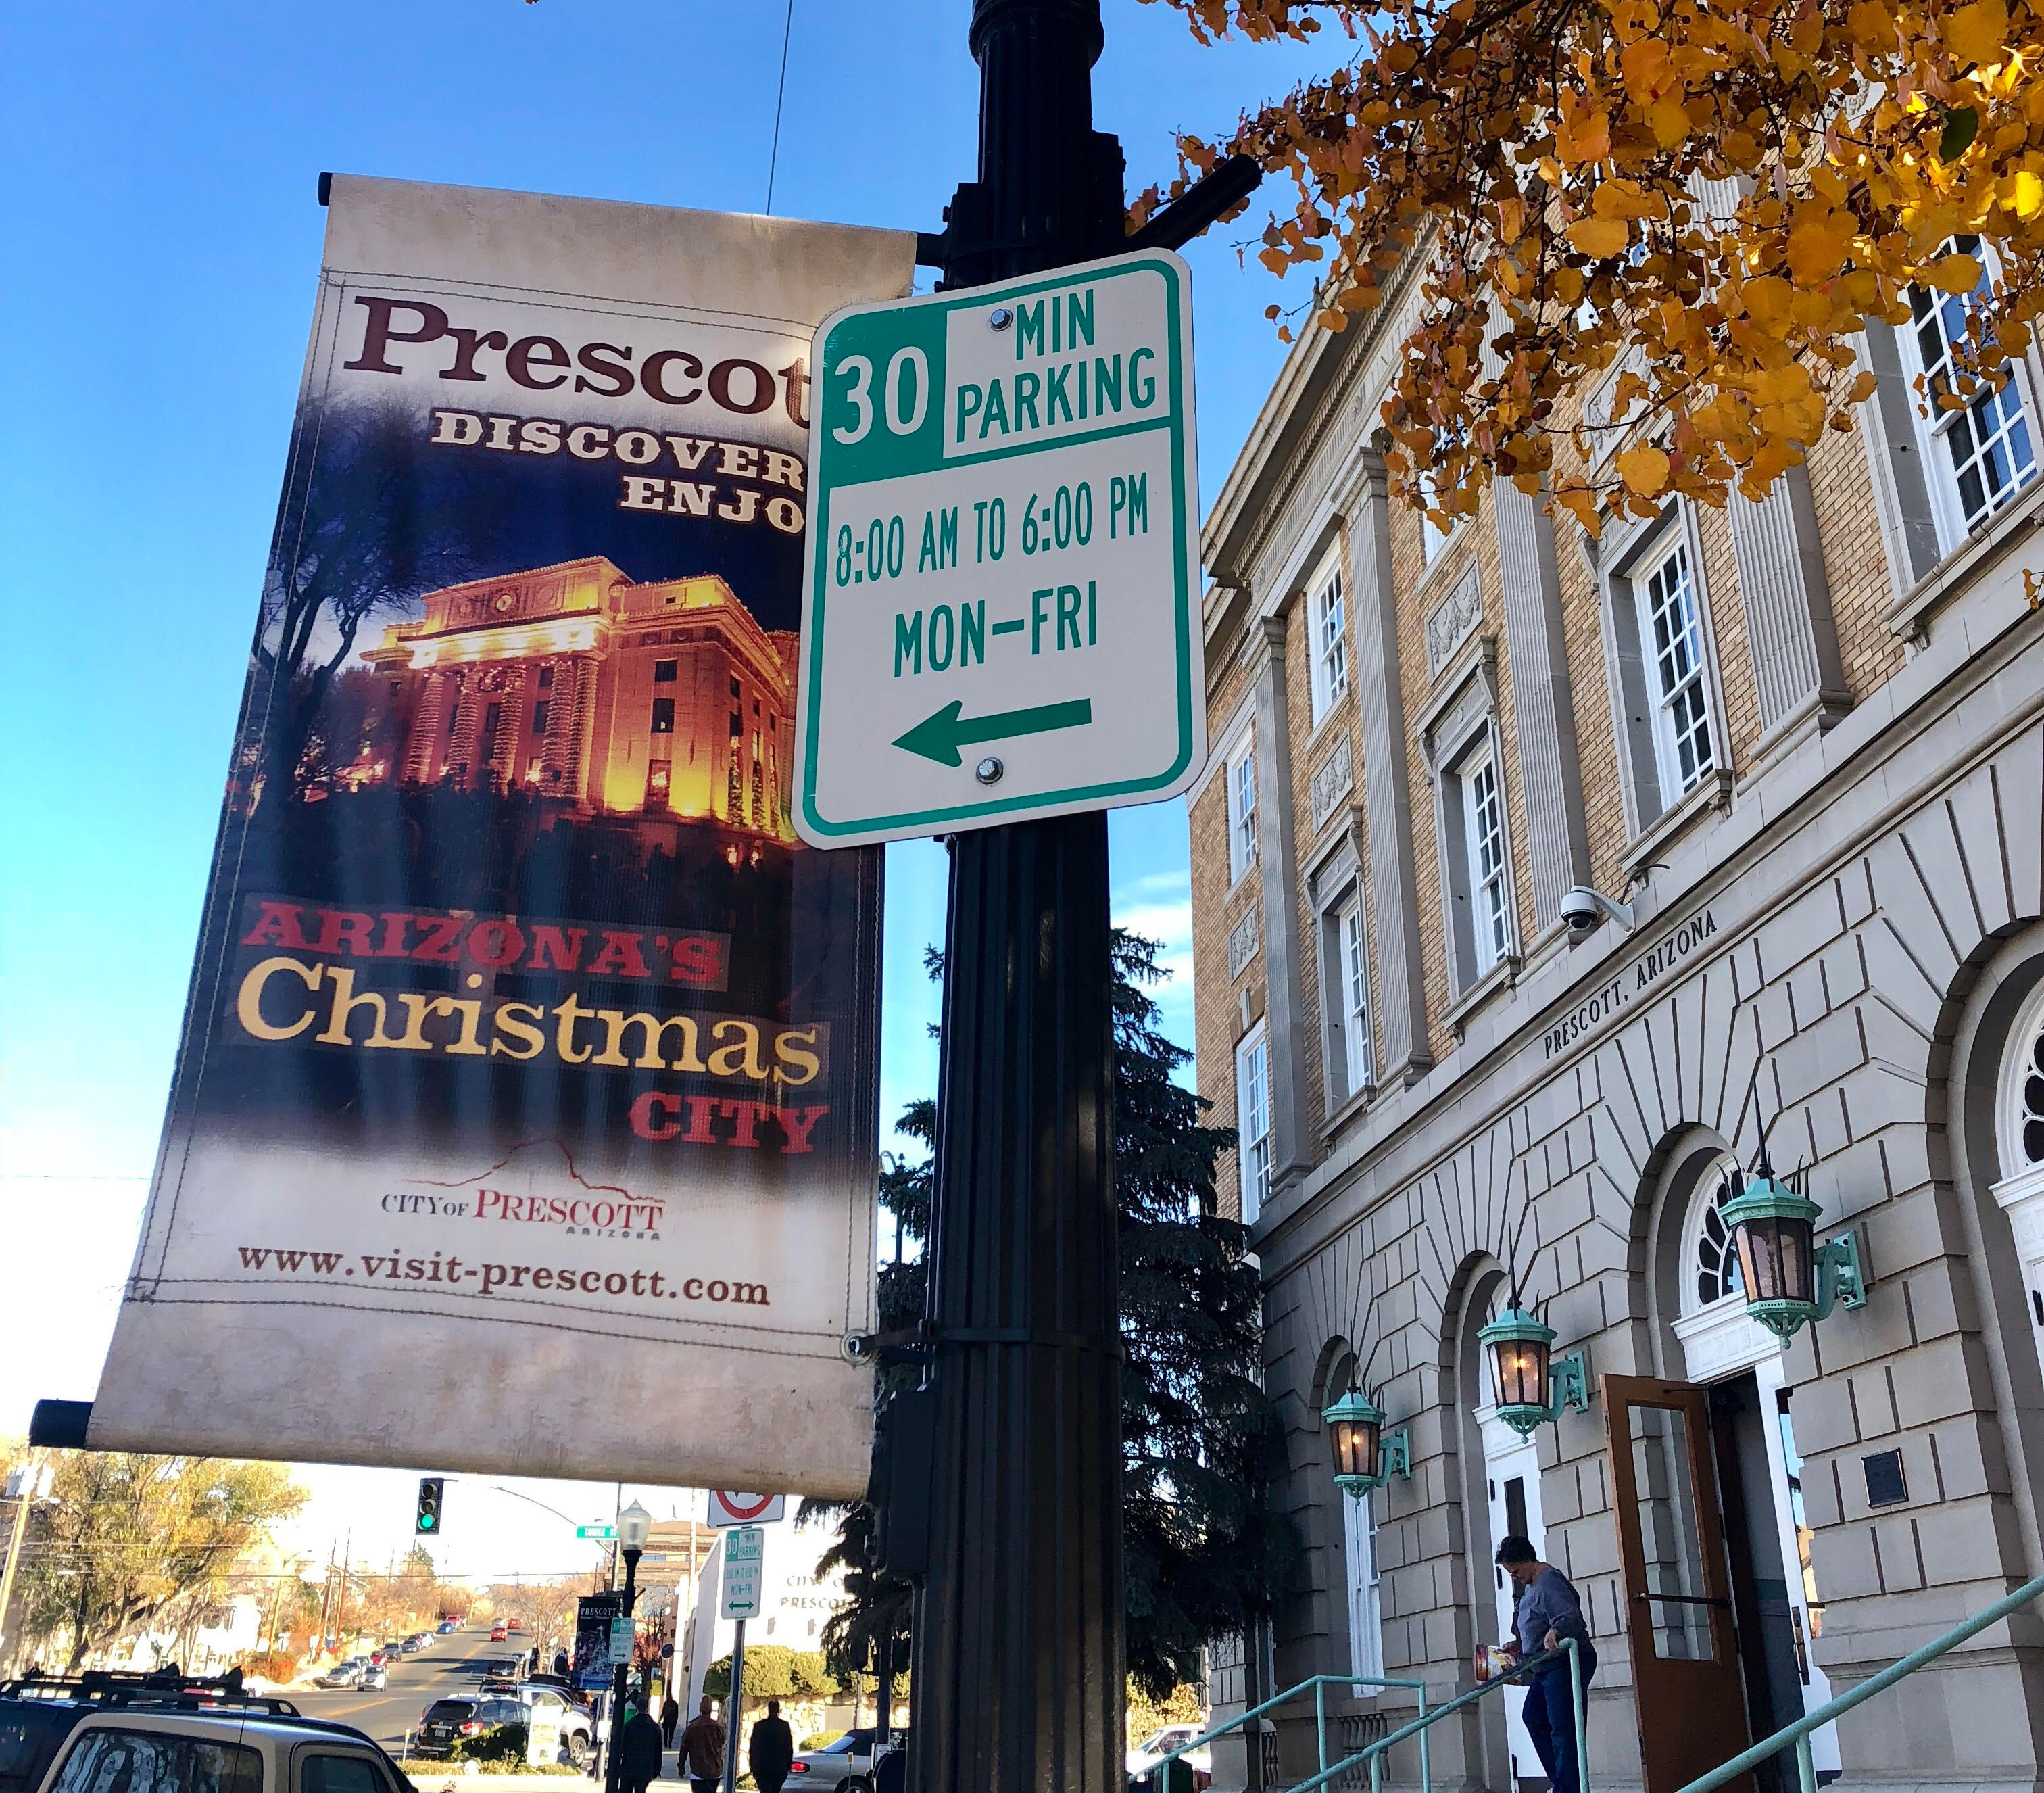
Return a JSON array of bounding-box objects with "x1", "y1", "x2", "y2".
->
[
  {"x1": 1684, "y1": 1153, "x2": 1747, "y2": 1314},
  {"x1": 1999, "y1": 979, "x2": 2044, "y2": 1178}
]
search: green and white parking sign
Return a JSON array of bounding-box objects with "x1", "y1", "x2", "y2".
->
[{"x1": 794, "y1": 248, "x2": 1203, "y2": 847}]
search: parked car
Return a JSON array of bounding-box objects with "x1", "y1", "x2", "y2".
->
[
  {"x1": 3, "y1": 1668, "x2": 411, "y2": 1793},
  {"x1": 0, "y1": 1695, "x2": 91, "y2": 1792},
  {"x1": 836, "y1": 1735, "x2": 906, "y2": 1793},
  {"x1": 792, "y1": 1729, "x2": 905, "y2": 1790},
  {"x1": 399, "y1": 1637, "x2": 427, "y2": 1655},
  {"x1": 314, "y1": 1660, "x2": 367, "y2": 1690},
  {"x1": 356, "y1": 1663, "x2": 389, "y2": 1692},
  {"x1": 436, "y1": 1621, "x2": 458, "y2": 1635},
  {"x1": 1125, "y1": 1724, "x2": 1211, "y2": 1789},
  {"x1": 495, "y1": 1685, "x2": 591, "y2": 1768},
  {"x1": 413, "y1": 1696, "x2": 526, "y2": 1760}
]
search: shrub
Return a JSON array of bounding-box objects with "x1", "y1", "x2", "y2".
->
[{"x1": 448, "y1": 1725, "x2": 528, "y2": 1765}]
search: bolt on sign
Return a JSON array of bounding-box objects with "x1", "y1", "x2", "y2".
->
[
  {"x1": 793, "y1": 248, "x2": 1204, "y2": 846},
  {"x1": 78, "y1": 176, "x2": 912, "y2": 1500}
]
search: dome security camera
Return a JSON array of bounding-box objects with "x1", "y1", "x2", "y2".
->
[{"x1": 1561, "y1": 885, "x2": 1635, "y2": 938}]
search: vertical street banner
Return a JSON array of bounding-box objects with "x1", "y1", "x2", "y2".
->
[
  {"x1": 573, "y1": 1594, "x2": 624, "y2": 1693},
  {"x1": 83, "y1": 176, "x2": 911, "y2": 1498}
]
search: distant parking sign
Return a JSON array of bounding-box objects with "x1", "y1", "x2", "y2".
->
[{"x1": 719, "y1": 1526, "x2": 765, "y2": 1621}]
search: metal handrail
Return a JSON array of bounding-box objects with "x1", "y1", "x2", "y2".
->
[
  {"x1": 1148, "y1": 1644, "x2": 1584, "y2": 1793},
  {"x1": 1670, "y1": 1569, "x2": 2044, "y2": 1793},
  {"x1": 1145, "y1": 1671, "x2": 1428, "y2": 1790},
  {"x1": 1286, "y1": 1641, "x2": 1587, "y2": 1793}
]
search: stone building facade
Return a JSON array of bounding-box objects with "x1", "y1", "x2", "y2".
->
[
  {"x1": 354, "y1": 555, "x2": 797, "y2": 846},
  {"x1": 1188, "y1": 255, "x2": 2044, "y2": 1793}
]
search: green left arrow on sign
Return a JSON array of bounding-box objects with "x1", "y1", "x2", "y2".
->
[{"x1": 892, "y1": 698, "x2": 1094, "y2": 767}]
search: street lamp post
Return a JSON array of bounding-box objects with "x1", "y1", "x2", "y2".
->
[
  {"x1": 908, "y1": 10, "x2": 1128, "y2": 1793},
  {"x1": 602, "y1": 1502, "x2": 652, "y2": 1793}
]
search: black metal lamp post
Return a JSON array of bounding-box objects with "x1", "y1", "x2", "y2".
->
[
  {"x1": 899, "y1": 7, "x2": 1261, "y2": 1792},
  {"x1": 602, "y1": 1501, "x2": 652, "y2": 1793},
  {"x1": 907, "y1": 6, "x2": 1129, "y2": 1793},
  {"x1": 1720, "y1": 1166, "x2": 1870, "y2": 1343}
]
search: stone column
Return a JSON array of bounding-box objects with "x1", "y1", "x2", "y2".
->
[
  {"x1": 1726, "y1": 462, "x2": 1852, "y2": 739},
  {"x1": 1492, "y1": 479, "x2": 1593, "y2": 927},
  {"x1": 1348, "y1": 456, "x2": 1433, "y2": 1085},
  {"x1": 1250, "y1": 613, "x2": 1315, "y2": 1186}
]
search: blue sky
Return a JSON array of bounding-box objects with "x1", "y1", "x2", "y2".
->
[{"x1": 0, "y1": 0, "x2": 1321, "y2": 1564}]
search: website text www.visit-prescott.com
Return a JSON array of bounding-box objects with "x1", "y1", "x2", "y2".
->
[{"x1": 230, "y1": 1246, "x2": 769, "y2": 1307}]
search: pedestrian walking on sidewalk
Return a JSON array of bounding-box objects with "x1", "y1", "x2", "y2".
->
[
  {"x1": 1494, "y1": 1534, "x2": 1596, "y2": 1793},
  {"x1": 619, "y1": 1704, "x2": 664, "y2": 1793},
  {"x1": 679, "y1": 1697, "x2": 725, "y2": 1793},
  {"x1": 747, "y1": 1698, "x2": 794, "y2": 1793},
  {"x1": 659, "y1": 1694, "x2": 679, "y2": 1750}
]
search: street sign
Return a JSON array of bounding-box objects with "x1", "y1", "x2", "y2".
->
[
  {"x1": 707, "y1": 1490, "x2": 785, "y2": 1527},
  {"x1": 575, "y1": 1524, "x2": 616, "y2": 1540},
  {"x1": 609, "y1": 1615, "x2": 633, "y2": 1659},
  {"x1": 794, "y1": 247, "x2": 1202, "y2": 847},
  {"x1": 719, "y1": 1525, "x2": 764, "y2": 1620}
]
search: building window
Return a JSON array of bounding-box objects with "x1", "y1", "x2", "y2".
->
[
  {"x1": 1319, "y1": 884, "x2": 1373, "y2": 1100},
  {"x1": 1227, "y1": 736, "x2": 1258, "y2": 885},
  {"x1": 537, "y1": 664, "x2": 554, "y2": 692},
  {"x1": 1422, "y1": 645, "x2": 1517, "y2": 999},
  {"x1": 1343, "y1": 1468, "x2": 1384, "y2": 1688},
  {"x1": 1457, "y1": 740, "x2": 1511, "y2": 977},
  {"x1": 1602, "y1": 506, "x2": 1728, "y2": 835},
  {"x1": 1236, "y1": 1024, "x2": 1271, "y2": 1225},
  {"x1": 650, "y1": 697, "x2": 675, "y2": 735},
  {"x1": 531, "y1": 700, "x2": 550, "y2": 735},
  {"x1": 1903, "y1": 237, "x2": 2039, "y2": 542},
  {"x1": 1687, "y1": 1155, "x2": 1747, "y2": 1309},
  {"x1": 1634, "y1": 529, "x2": 1716, "y2": 800},
  {"x1": 654, "y1": 659, "x2": 679, "y2": 684},
  {"x1": 2001, "y1": 980, "x2": 2044, "y2": 1174},
  {"x1": 1309, "y1": 557, "x2": 1348, "y2": 722}
]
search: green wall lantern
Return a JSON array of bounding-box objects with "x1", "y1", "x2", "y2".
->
[
  {"x1": 1477, "y1": 1307, "x2": 1591, "y2": 1439},
  {"x1": 1323, "y1": 1388, "x2": 1411, "y2": 1497},
  {"x1": 1720, "y1": 1169, "x2": 1869, "y2": 1343}
]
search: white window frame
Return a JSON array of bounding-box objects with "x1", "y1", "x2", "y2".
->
[
  {"x1": 1344, "y1": 1487, "x2": 1385, "y2": 1692},
  {"x1": 1227, "y1": 734, "x2": 1259, "y2": 887},
  {"x1": 1235, "y1": 1023, "x2": 1271, "y2": 1225},
  {"x1": 1455, "y1": 736, "x2": 1512, "y2": 980},
  {"x1": 1321, "y1": 883, "x2": 1373, "y2": 1101},
  {"x1": 1898, "y1": 236, "x2": 2041, "y2": 552},
  {"x1": 1599, "y1": 500, "x2": 1732, "y2": 840},
  {"x1": 1632, "y1": 523, "x2": 1718, "y2": 804},
  {"x1": 1419, "y1": 639, "x2": 1519, "y2": 1001},
  {"x1": 1307, "y1": 552, "x2": 1350, "y2": 723}
]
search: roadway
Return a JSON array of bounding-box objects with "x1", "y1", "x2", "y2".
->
[{"x1": 288, "y1": 1625, "x2": 533, "y2": 1754}]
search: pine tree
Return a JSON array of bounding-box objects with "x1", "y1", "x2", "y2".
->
[{"x1": 806, "y1": 930, "x2": 1300, "y2": 1701}]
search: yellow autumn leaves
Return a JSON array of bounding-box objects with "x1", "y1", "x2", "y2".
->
[{"x1": 1150, "y1": 0, "x2": 2044, "y2": 531}]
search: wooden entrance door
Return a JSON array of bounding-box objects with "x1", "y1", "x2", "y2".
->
[{"x1": 1605, "y1": 1374, "x2": 1753, "y2": 1793}]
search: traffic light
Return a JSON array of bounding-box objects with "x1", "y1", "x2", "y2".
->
[{"x1": 416, "y1": 1477, "x2": 444, "y2": 1535}]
